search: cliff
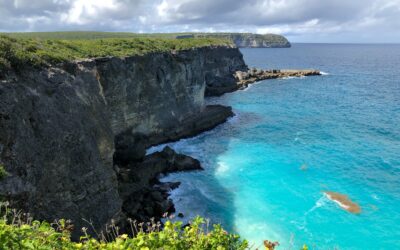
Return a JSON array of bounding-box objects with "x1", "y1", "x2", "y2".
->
[
  {"x1": 0, "y1": 45, "x2": 246, "y2": 236},
  {"x1": 189, "y1": 33, "x2": 291, "y2": 48}
]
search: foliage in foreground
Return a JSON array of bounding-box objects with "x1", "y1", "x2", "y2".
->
[
  {"x1": 0, "y1": 203, "x2": 247, "y2": 249},
  {"x1": 0, "y1": 34, "x2": 232, "y2": 71}
]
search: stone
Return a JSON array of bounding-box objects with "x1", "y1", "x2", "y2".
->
[{"x1": 114, "y1": 132, "x2": 147, "y2": 165}]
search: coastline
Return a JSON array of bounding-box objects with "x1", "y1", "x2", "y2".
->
[
  {"x1": 0, "y1": 40, "x2": 321, "y2": 236},
  {"x1": 142, "y1": 68, "x2": 322, "y2": 222}
]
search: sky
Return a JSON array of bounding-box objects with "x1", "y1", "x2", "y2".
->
[{"x1": 1, "y1": 0, "x2": 400, "y2": 43}]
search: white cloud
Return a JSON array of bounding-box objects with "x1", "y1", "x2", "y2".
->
[
  {"x1": 61, "y1": 0, "x2": 120, "y2": 25},
  {"x1": 0, "y1": 0, "x2": 400, "y2": 42}
]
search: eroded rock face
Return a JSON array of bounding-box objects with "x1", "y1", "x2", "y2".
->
[
  {"x1": 0, "y1": 66, "x2": 121, "y2": 237},
  {"x1": 0, "y1": 46, "x2": 247, "y2": 236},
  {"x1": 95, "y1": 47, "x2": 247, "y2": 136}
]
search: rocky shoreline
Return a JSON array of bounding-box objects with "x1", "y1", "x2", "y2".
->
[
  {"x1": 207, "y1": 68, "x2": 321, "y2": 96},
  {"x1": 235, "y1": 68, "x2": 321, "y2": 86},
  {"x1": 0, "y1": 43, "x2": 320, "y2": 237},
  {"x1": 122, "y1": 68, "x2": 321, "y2": 226},
  {"x1": 112, "y1": 105, "x2": 234, "y2": 225}
]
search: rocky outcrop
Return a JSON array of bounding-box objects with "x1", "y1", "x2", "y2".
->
[
  {"x1": 206, "y1": 68, "x2": 321, "y2": 96},
  {"x1": 117, "y1": 146, "x2": 202, "y2": 222},
  {"x1": 0, "y1": 46, "x2": 246, "y2": 236},
  {"x1": 235, "y1": 68, "x2": 321, "y2": 86}
]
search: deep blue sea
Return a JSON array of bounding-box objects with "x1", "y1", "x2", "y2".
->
[{"x1": 156, "y1": 44, "x2": 400, "y2": 249}]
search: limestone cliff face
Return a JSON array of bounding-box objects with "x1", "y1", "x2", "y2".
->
[
  {"x1": 95, "y1": 46, "x2": 247, "y2": 136},
  {"x1": 232, "y1": 34, "x2": 291, "y2": 48},
  {"x1": 0, "y1": 46, "x2": 247, "y2": 235},
  {"x1": 194, "y1": 33, "x2": 291, "y2": 48},
  {"x1": 0, "y1": 65, "x2": 121, "y2": 237}
]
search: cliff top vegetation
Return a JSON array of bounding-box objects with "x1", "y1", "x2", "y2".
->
[
  {"x1": 3, "y1": 31, "x2": 287, "y2": 42},
  {"x1": 0, "y1": 34, "x2": 232, "y2": 71},
  {"x1": 0, "y1": 201, "x2": 248, "y2": 250}
]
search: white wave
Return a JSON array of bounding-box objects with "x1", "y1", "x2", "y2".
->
[
  {"x1": 282, "y1": 76, "x2": 296, "y2": 79},
  {"x1": 216, "y1": 161, "x2": 230, "y2": 175},
  {"x1": 146, "y1": 144, "x2": 169, "y2": 155},
  {"x1": 320, "y1": 71, "x2": 330, "y2": 75},
  {"x1": 307, "y1": 194, "x2": 329, "y2": 215},
  {"x1": 372, "y1": 194, "x2": 380, "y2": 200}
]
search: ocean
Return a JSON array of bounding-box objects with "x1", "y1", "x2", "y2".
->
[{"x1": 155, "y1": 44, "x2": 400, "y2": 249}]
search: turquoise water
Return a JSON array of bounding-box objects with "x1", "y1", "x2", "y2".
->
[{"x1": 158, "y1": 44, "x2": 400, "y2": 249}]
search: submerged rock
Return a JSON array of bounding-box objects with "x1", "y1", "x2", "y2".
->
[{"x1": 324, "y1": 191, "x2": 362, "y2": 214}]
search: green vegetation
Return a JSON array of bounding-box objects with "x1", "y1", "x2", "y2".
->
[
  {"x1": 0, "y1": 202, "x2": 247, "y2": 249},
  {"x1": 0, "y1": 34, "x2": 231, "y2": 70},
  {"x1": 2, "y1": 31, "x2": 191, "y2": 40},
  {"x1": 0, "y1": 164, "x2": 7, "y2": 180},
  {"x1": 2, "y1": 31, "x2": 284, "y2": 42}
]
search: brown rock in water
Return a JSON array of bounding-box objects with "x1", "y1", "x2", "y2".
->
[{"x1": 324, "y1": 191, "x2": 361, "y2": 214}]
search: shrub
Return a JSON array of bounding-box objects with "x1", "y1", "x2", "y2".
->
[
  {"x1": 0, "y1": 35, "x2": 232, "y2": 70},
  {"x1": 0, "y1": 202, "x2": 248, "y2": 249}
]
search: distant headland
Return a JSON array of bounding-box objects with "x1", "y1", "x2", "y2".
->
[
  {"x1": 176, "y1": 33, "x2": 291, "y2": 48},
  {"x1": 3, "y1": 31, "x2": 291, "y2": 48}
]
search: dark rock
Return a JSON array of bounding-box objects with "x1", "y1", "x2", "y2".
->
[
  {"x1": 144, "y1": 206, "x2": 154, "y2": 216},
  {"x1": 150, "y1": 191, "x2": 164, "y2": 202},
  {"x1": 154, "y1": 182, "x2": 181, "y2": 192},
  {"x1": 145, "y1": 105, "x2": 234, "y2": 147},
  {"x1": 119, "y1": 147, "x2": 202, "y2": 222},
  {"x1": 178, "y1": 213, "x2": 184, "y2": 218},
  {"x1": 160, "y1": 146, "x2": 202, "y2": 172},
  {"x1": 173, "y1": 154, "x2": 202, "y2": 171},
  {"x1": 0, "y1": 66, "x2": 121, "y2": 239},
  {"x1": 114, "y1": 132, "x2": 147, "y2": 165}
]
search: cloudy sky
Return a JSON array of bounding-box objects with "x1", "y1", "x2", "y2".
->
[{"x1": 1, "y1": 0, "x2": 399, "y2": 43}]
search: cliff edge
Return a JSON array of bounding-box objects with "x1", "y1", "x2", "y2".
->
[{"x1": 0, "y1": 37, "x2": 247, "y2": 236}]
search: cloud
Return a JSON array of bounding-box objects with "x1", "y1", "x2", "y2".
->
[{"x1": 0, "y1": 0, "x2": 399, "y2": 42}]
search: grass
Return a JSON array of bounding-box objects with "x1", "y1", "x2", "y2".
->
[
  {"x1": 0, "y1": 165, "x2": 7, "y2": 180},
  {"x1": 2, "y1": 31, "x2": 286, "y2": 42},
  {"x1": 2, "y1": 31, "x2": 289, "y2": 48},
  {"x1": 0, "y1": 34, "x2": 232, "y2": 71},
  {"x1": 0, "y1": 202, "x2": 248, "y2": 249}
]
